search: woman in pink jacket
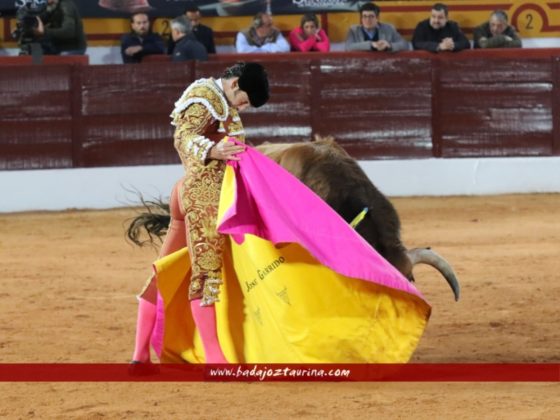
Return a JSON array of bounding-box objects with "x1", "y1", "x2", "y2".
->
[{"x1": 289, "y1": 13, "x2": 330, "y2": 52}]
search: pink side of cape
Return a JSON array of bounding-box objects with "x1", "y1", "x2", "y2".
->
[
  {"x1": 218, "y1": 145, "x2": 426, "y2": 300},
  {"x1": 151, "y1": 292, "x2": 165, "y2": 357}
]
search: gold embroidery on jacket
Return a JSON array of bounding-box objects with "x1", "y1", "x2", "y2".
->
[
  {"x1": 174, "y1": 103, "x2": 214, "y2": 164},
  {"x1": 172, "y1": 79, "x2": 246, "y2": 305},
  {"x1": 171, "y1": 78, "x2": 228, "y2": 124}
]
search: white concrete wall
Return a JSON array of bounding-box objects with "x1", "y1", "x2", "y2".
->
[
  {"x1": 359, "y1": 157, "x2": 560, "y2": 196},
  {"x1": 1, "y1": 157, "x2": 559, "y2": 212}
]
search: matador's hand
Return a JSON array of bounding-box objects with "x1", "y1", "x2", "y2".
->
[{"x1": 209, "y1": 139, "x2": 246, "y2": 161}]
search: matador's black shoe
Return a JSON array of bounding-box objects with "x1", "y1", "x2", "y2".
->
[{"x1": 128, "y1": 360, "x2": 160, "y2": 376}]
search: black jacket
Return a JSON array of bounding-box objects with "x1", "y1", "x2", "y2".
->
[
  {"x1": 412, "y1": 19, "x2": 470, "y2": 52},
  {"x1": 121, "y1": 32, "x2": 166, "y2": 63},
  {"x1": 167, "y1": 23, "x2": 216, "y2": 55},
  {"x1": 41, "y1": 0, "x2": 87, "y2": 54},
  {"x1": 172, "y1": 34, "x2": 208, "y2": 62},
  {"x1": 193, "y1": 23, "x2": 216, "y2": 54}
]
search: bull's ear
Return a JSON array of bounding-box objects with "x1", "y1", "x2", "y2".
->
[{"x1": 313, "y1": 134, "x2": 336, "y2": 144}]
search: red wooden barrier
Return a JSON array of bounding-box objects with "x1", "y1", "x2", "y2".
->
[
  {"x1": 1, "y1": 50, "x2": 559, "y2": 170},
  {"x1": 77, "y1": 62, "x2": 192, "y2": 167},
  {"x1": 0, "y1": 55, "x2": 89, "y2": 66},
  {"x1": 0, "y1": 65, "x2": 74, "y2": 169}
]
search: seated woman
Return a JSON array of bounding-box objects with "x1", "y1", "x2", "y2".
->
[{"x1": 289, "y1": 13, "x2": 330, "y2": 52}]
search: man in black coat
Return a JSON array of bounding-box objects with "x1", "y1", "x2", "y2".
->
[
  {"x1": 167, "y1": 4, "x2": 216, "y2": 55},
  {"x1": 171, "y1": 16, "x2": 208, "y2": 62},
  {"x1": 32, "y1": 0, "x2": 87, "y2": 55},
  {"x1": 185, "y1": 4, "x2": 216, "y2": 54},
  {"x1": 412, "y1": 3, "x2": 470, "y2": 52},
  {"x1": 121, "y1": 12, "x2": 165, "y2": 63}
]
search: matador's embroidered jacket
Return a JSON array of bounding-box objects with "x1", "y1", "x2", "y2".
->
[
  {"x1": 171, "y1": 78, "x2": 245, "y2": 305},
  {"x1": 171, "y1": 77, "x2": 245, "y2": 164}
]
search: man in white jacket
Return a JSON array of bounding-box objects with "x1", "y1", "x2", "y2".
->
[
  {"x1": 236, "y1": 12, "x2": 290, "y2": 53},
  {"x1": 346, "y1": 2, "x2": 408, "y2": 52}
]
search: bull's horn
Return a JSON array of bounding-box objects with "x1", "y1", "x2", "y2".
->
[{"x1": 407, "y1": 247, "x2": 460, "y2": 301}]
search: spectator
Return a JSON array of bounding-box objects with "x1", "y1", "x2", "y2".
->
[
  {"x1": 345, "y1": 2, "x2": 408, "y2": 52},
  {"x1": 185, "y1": 4, "x2": 216, "y2": 54},
  {"x1": 289, "y1": 13, "x2": 330, "y2": 52},
  {"x1": 167, "y1": 4, "x2": 216, "y2": 55},
  {"x1": 473, "y1": 10, "x2": 522, "y2": 49},
  {"x1": 236, "y1": 12, "x2": 290, "y2": 53},
  {"x1": 412, "y1": 3, "x2": 470, "y2": 52},
  {"x1": 30, "y1": 0, "x2": 86, "y2": 55},
  {"x1": 121, "y1": 12, "x2": 165, "y2": 64},
  {"x1": 170, "y1": 16, "x2": 208, "y2": 62}
]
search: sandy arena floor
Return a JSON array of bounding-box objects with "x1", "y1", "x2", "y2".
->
[{"x1": 0, "y1": 194, "x2": 558, "y2": 418}]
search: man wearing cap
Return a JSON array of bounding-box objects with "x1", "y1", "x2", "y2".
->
[{"x1": 131, "y1": 62, "x2": 270, "y2": 365}]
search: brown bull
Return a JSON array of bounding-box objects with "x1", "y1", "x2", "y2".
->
[
  {"x1": 256, "y1": 137, "x2": 460, "y2": 301},
  {"x1": 127, "y1": 137, "x2": 460, "y2": 300}
]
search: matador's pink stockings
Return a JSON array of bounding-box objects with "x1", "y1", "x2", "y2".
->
[
  {"x1": 131, "y1": 179, "x2": 227, "y2": 364},
  {"x1": 132, "y1": 179, "x2": 186, "y2": 363},
  {"x1": 132, "y1": 298, "x2": 156, "y2": 362},
  {"x1": 190, "y1": 300, "x2": 228, "y2": 363}
]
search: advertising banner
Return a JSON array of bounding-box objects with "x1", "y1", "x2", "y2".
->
[
  {"x1": 75, "y1": 0, "x2": 359, "y2": 17},
  {"x1": 0, "y1": 0, "x2": 358, "y2": 18}
]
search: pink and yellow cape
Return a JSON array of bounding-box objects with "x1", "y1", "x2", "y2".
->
[{"x1": 151, "y1": 146, "x2": 431, "y2": 363}]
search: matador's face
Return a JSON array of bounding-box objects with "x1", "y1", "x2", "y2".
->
[
  {"x1": 224, "y1": 78, "x2": 250, "y2": 112},
  {"x1": 231, "y1": 90, "x2": 250, "y2": 112}
]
